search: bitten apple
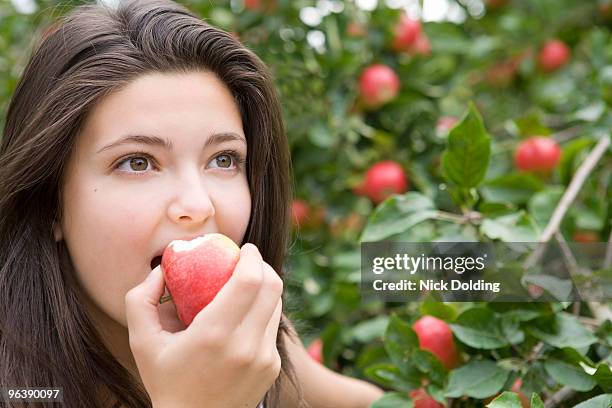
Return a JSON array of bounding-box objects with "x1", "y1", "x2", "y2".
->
[{"x1": 161, "y1": 233, "x2": 240, "y2": 326}]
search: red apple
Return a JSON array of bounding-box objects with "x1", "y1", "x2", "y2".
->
[
  {"x1": 307, "y1": 338, "x2": 323, "y2": 364},
  {"x1": 527, "y1": 284, "x2": 544, "y2": 299},
  {"x1": 514, "y1": 137, "x2": 561, "y2": 172},
  {"x1": 244, "y1": 0, "x2": 259, "y2": 9},
  {"x1": 538, "y1": 39, "x2": 570, "y2": 72},
  {"x1": 356, "y1": 160, "x2": 408, "y2": 204},
  {"x1": 412, "y1": 33, "x2": 432, "y2": 56},
  {"x1": 359, "y1": 64, "x2": 401, "y2": 108},
  {"x1": 291, "y1": 199, "x2": 310, "y2": 229},
  {"x1": 244, "y1": 0, "x2": 276, "y2": 12},
  {"x1": 413, "y1": 316, "x2": 460, "y2": 370},
  {"x1": 161, "y1": 233, "x2": 240, "y2": 326},
  {"x1": 572, "y1": 231, "x2": 600, "y2": 243},
  {"x1": 392, "y1": 15, "x2": 422, "y2": 52},
  {"x1": 409, "y1": 388, "x2": 445, "y2": 408},
  {"x1": 486, "y1": 0, "x2": 510, "y2": 9},
  {"x1": 347, "y1": 21, "x2": 367, "y2": 38},
  {"x1": 601, "y1": 2, "x2": 612, "y2": 20},
  {"x1": 436, "y1": 116, "x2": 459, "y2": 134},
  {"x1": 486, "y1": 378, "x2": 531, "y2": 407}
]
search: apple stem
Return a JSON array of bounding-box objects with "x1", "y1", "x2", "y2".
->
[{"x1": 159, "y1": 294, "x2": 173, "y2": 304}]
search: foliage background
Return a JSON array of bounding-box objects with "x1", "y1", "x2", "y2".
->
[{"x1": 1, "y1": 0, "x2": 611, "y2": 407}]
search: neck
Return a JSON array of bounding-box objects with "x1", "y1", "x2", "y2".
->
[{"x1": 80, "y1": 290, "x2": 141, "y2": 381}]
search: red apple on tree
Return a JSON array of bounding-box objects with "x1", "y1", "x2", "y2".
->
[
  {"x1": 486, "y1": 0, "x2": 511, "y2": 9},
  {"x1": 436, "y1": 116, "x2": 459, "y2": 135},
  {"x1": 538, "y1": 39, "x2": 571, "y2": 72},
  {"x1": 409, "y1": 388, "x2": 445, "y2": 408},
  {"x1": 291, "y1": 199, "x2": 310, "y2": 229},
  {"x1": 355, "y1": 160, "x2": 408, "y2": 204},
  {"x1": 359, "y1": 64, "x2": 401, "y2": 109},
  {"x1": 161, "y1": 233, "x2": 240, "y2": 326},
  {"x1": 413, "y1": 315, "x2": 460, "y2": 370},
  {"x1": 412, "y1": 33, "x2": 432, "y2": 56},
  {"x1": 514, "y1": 137, "x2": 561, "y2": 172},
  {"x1": 391, "y1": 14, "x2": 422, "y2": 52},
  {"x1": 573, "y1": 231, "x2": 600, "y2": 243},
  {"x1": 307, "y1": 338, "x2": 323, "y2": 364},
  {"x1": 347, "y1": 21, "x2": 367, "y2": 38}
]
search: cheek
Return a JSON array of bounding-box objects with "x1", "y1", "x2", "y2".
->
[
  {"x1": 210, "y1": 176, "x2": 251, "y2": 244},
  {"x1": 62, "y1": 181, "x2": 159, "y2": 325}
]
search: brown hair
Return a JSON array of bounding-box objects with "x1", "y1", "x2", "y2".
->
[{"x1": 0, "y1": 0, "x2": 298, "y2": 406}]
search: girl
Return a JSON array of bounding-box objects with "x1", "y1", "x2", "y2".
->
[{"x1": 0, "y1": 0, "x2": 384, "y2": 407}]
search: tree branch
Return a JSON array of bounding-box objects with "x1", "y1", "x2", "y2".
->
[
  {"x1": 544, "y1": 386, "x2": 576, "y2": 408},
  {"x1": 523, "y1": 135, "x2": 611, "y2": 271}
]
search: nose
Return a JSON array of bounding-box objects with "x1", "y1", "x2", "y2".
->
[{"x1": 167, "y1": 170, "x2": 215, "y2": 224}]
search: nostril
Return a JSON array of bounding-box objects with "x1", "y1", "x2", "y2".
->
[{"x1": 150, "y1": 256, "x2": 162, "y2": 270}]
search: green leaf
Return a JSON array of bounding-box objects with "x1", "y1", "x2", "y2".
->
[
  {"x1": 593, "y1": 363, "x2": 612, "y2": 392},
  {"x1": 383, "y1": 315, "x2": 419, "y2": 369},
  {"x1": 350, "y1": 316, "x2": 390, "y2": 343},
  {"x1": 364, "y1": 363, "x2": 419, "y2": 391},
  {"x1": 450, "y1": 308, "x2": 523, "y2": 349},
  {"x1": 528, "y1": 187, "x2": 564, "y2": 229},
  {"x1": 419, "y1": 302, "x2": 458, "y2": 321},
  {"x1": 411, "y1": 349, "x2": 447, "y2": 386},
  {"x1": 528, "y1": 313, "x2": 598, "y2": 349},
  {"x1": 530, "y1": 393, "x2": 545, "y2": 408},
  {"x1": 482, "y1": 173, "x2": 545, "y2": 205},
  {"x1": 361, "y1": 193, "x2": 438, "y2": 242},
  {"x1": 571, "y1": 394, "x2": 612, "y2": 408},
  {"x1": 442, "y1": 103, "x2": 491, "y2": 188},
  {"x1": 487, "y1": 392, "x2": 523, "y2": 408},
  {"x1": 445, "y1": 360, "x2": 509, "y2": 398},
  {"x1": 543, "y1": 358, "x2": 597, "y2": 391},
  {"x1": 480, "y1": 211, "x2": 539, "y2": 242},
  {"x1": 370, "y1": 392, "x2": 412, "y2": 408}
]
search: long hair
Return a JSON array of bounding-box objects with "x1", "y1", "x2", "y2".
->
[{"x1": 0, "y1": 1, "x2": 298, "y2": 406}]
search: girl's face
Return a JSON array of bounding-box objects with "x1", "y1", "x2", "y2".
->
[{"x1": 56, "y1": 71, "x2": 251, "y2": 331}]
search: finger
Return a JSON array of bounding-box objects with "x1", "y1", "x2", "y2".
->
[
  {"x1": 238, "y1": 262, "x2": 283, "y2": 338},
  {"x1": 125, "y1": 265, "x2": 166, "y2": 341},
  {"x1": 262, "y1": 297, "x2": 283, "y2": 349},
  {"x1": 191, "y1": 243, "x2": 264, "y2": 330}
]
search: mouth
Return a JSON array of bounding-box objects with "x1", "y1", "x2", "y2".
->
[{"x1": 150, "y1": 255, "x2": 162, "y2": 270}]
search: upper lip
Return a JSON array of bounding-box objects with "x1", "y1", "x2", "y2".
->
[{"x1": 152, "y1": 233, "x2": 212, "y2": 259}]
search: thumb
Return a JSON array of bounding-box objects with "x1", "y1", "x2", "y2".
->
[{"x1": 125, "y1": 265, "x2": 166, "y2": 341}]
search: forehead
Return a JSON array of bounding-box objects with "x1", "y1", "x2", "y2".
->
[{"x1": 78, "y1": 70, "x2": 244, "y2": 150}]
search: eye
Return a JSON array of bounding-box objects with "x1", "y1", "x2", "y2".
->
[
  {"x1": 115, "y1": 154, "x2": 155, "y2": 173},
  {"x1": 207, "y1": 150, "x2": 246, "y2": 170},
  {"x1": 211, "y1": 154, "x2": 234, "y2": 169}
]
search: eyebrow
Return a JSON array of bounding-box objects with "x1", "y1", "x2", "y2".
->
[{"x1": 96, "y1": 132, "x2": 246, "y2": 154}]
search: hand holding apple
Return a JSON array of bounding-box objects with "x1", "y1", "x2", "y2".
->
[{"x1": 125, "y1": 242, "x2": 284, "y2": 408}]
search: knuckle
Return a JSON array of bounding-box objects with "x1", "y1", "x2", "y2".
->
[
  {"x1": 231, "y1": 347, "x2": 257, "y2": 367},
  {"x1": 200, "y1": 327, "x2": 226, "y2": 349},
  {"x1": 270, "y1": 273, "x2": 284, "y2": 296},
  {"x1": 124, "y1": 287, "x2": 141, "y2": 310},
  {"x1": 264, "y1": 351, "x2": 282, "y2": 380},
  {"x1": 237, "y1": 269, "x2": 263, "y2": 291},
  {"x1": 263, "y1": 263, "x2": 284, "y2": 295}
]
